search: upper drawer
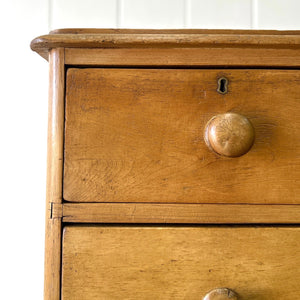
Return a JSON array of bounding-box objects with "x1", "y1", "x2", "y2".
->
[{"x1": 64, "y1": 68, "x2": 300, "y2": 204}]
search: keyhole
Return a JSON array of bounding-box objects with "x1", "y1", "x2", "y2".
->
[{"x1": 217, "y1": 77, "x2": 228, "y2": 94}]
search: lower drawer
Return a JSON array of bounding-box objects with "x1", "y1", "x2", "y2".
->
[{"x1": 62, "y1": 226, "x2": 300, "y2": 300}]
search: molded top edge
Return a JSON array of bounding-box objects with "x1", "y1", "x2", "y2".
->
[{"x1": 31, "y1": 28, "x2": 300, "y2": 60}]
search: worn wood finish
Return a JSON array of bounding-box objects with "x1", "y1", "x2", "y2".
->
[
  {"x1": 62, "y1": 226, "x2": 300, "y2": 300},
  {"x1": 31, "y1": 30, "x2": 300, "y2": 299},
  {"x1": 64, "y1": 47, "x2": 300, "y2": 67},
  {"x1": 204, "y1": 113, "x2": 255, "y2": 157},
  {"x1": 62, "y1": 203, "x2": 300, "y2": 224},
  {"x1": 32, "y1": 32, "x2": 300, "y2": 49},
  {"x1": 30, "y1": 30, "x2": 300, "y2": 61},
  {"x1": 44, "y1": 48, "x2": 65, "y2": 300},
  {"x1": 64, "y1": 68, "x2": 300, "y2": 204}
]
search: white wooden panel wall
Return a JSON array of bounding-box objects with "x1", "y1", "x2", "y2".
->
[
  {"x1": 1, "y1": 1, "x2": 48, "y2": 300},
  {"x1": 50, "y1": 0, "x2": 300, "y2": 30}
]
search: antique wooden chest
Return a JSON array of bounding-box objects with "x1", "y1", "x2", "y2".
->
[{"x1": 31, "y1": 29, "x2": 300, "y2": 300}]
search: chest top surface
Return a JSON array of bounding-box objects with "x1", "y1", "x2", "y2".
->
[{"x1": 31, "y1": 29, "x2": 300, "y2": 62}]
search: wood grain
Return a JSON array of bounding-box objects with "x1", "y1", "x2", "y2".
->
[
  {"x1": 44, "y1": 48, "x2": 64, "y2": 300},
  {"x1": 64, "y1": 68, "x2": 300, "y2": 204},
  {"x1": 62, "y1": 203, "x2": 300, "y2": 224},
  {"x1": 62, "y1": 226, "x2": 300, "y2": 300},
  {"x1": 65, "y1": 48, "x2": 300, "y2": 67},
  {"x1": 30, "y1": 30, "x2": 300, "y2": 61},
  {"x1": 204, "y1": 113, "x2": 255, "y2": 157},
  {"x1": 32, "y1": 32, "x2": 300, "y2": 49},
  {"x1": 31, "y1": 31, "x2": 300, "y2": 300}
]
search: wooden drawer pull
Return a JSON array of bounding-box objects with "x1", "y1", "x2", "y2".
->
[
  {"x1": 203, "y1": 288, "x2": 238, "y2": 300},
  {"x1": 204, "y1": 112, "x2": 255, "y2": 157}
]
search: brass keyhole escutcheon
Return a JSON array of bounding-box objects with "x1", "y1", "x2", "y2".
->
[{"x1": 217, "y1": 77, "x2": 228, "y2": 94}]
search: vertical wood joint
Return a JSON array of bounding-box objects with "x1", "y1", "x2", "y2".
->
[{"x1": 49, "y1": 202, "x2": 63, "y2": 219}]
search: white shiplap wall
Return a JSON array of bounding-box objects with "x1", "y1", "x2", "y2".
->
[
  {"x1": 50, "y1": 0, "x2": 300, "y2": 30},
  {"x1": 1, "y1": 1, "x2": 48, "y2": 300},
  {"x1": 1, "y1": 1, "x2": 300, "y2": 300}
]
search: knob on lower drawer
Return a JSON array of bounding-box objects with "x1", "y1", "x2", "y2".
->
[
  {"x1": 203, "y1": 288, "x2": 238, "y2": 300},
  {"x1": 204, "y1": 112, "x2": 255, "y2": 157}
]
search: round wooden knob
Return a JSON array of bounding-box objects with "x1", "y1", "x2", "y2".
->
[
  {"x1": 204, "y1": 113, "x2": 254, "y2": 157},
  {"x1": 203, "y1": 288, "x2": 238, "y2": 300}
]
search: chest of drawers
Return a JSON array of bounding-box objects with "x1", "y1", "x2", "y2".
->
[{"x1": 31, "y1": 29, "x2": 300, "y2": 300}]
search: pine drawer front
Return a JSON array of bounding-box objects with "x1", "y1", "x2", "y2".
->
[
  {"x1": 62, "y1": 226, "x2": 300, "y2": 300},
  {"x1": 64, "y1": 68, "x2": 300, "y2": 204}
]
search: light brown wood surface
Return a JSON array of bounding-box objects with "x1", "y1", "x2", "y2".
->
[
  {"x1": 62, "y1": 203, "x2": 300, "y2": 224},
  {"x1": 30, "y1": 29, "x2": 300, "y2": 61},
  {"x1": 32, "y1": 32, "x2": 300, "y2": 50},
  {"x1": 65, "y1": 48, "x2": 300, "y2": 67},
  {"x1": 44, "y1": 48, "x2": 65, "y2": 300},
  {"x1": 204, "y1": 113, "x2": 255, "y2": 157},
  {"x1": 64, "y1": 68, "x2": 300, "y2": 204},
  {"x1": 31, "y1": 30, "x2": 300, "y2": 300},
  {"x1": 62, "y1": 226, "x2": 300, "y2": 300}
]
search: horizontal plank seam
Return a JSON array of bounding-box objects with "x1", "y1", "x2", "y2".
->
[{"x1": 62, "y1": 202, "x2": 300, "y2": 206}]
